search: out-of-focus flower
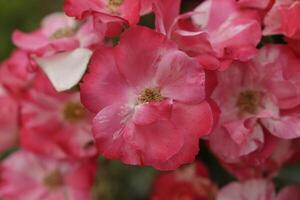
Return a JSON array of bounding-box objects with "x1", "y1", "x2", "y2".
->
[
  {"x1": 0, "y1": 150, "x2": 97, "y2": 200},
  {"x1": 191, "y1": 0, "x2": 262, "y2": 70},
  {"x1": 276, "y1": 185, "x2": 300, "y2": 200},
  {"x1": 20, "y1": 72, "x2": 97, "y2": 159},
  {"x1": 12, "y1": 13, "x2": 102, "y2": 91},
  {"x1": 217, "y1": 179, "x2": 300, "y2": 200},
  {"x1": 219, "y1": 139, "x2": 296, "y2": 180},
  {"x1": 80, "y1": 26, "x2": 215, "y2": 170},
  {"x1": 0, "y1": 50, "x2": 35, "y2": 97},
  {"x1": 264, "y1": 0, "x2": 300, "y2": 40},
  {"x1": 210, "y1": 45, "x2": 300, "y2": 165},
  {"x1": 13, "y1": 12, "x2": 100, "y2": 57},
  {"x1": 150, "y1": 161, "x2": 218, "y2": 200},
  {"x1": 153, "y1": 0, "x2": 262, "y2": 70},
  {"x1": 64, "y1": 0, "x2": 152, "y2": 25}
]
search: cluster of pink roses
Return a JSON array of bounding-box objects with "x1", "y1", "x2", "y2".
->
[{"x1": 0, "y1": 0, "x2": 300, "y2": 199}]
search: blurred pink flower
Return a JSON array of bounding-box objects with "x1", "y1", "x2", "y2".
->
[
  {"x1": 217, "y1": 179, "x2": 300, "y2": 200},
  {"x1": 150, "y1": 161, "x2": 218, "y2": 200},
  {"x1": 20, "y1": 72, "x2": 97, "y2": 159},
  {"x1": 264, "y1": 0, "x2": 300, "y2": 40},
  {"x1": 154, "y1": 0, "x2": 262, "y2": 70},
  {"x1": 63, "y1": 0, "x2": 152, "y2": 25},
  {"x1": 210, "y1": 45, "x2": 300, "y2": 164},
  {"x1": 0, "y1": 150, "x2": 96, "y2": 200},
  {"x1": 13, "y1": 13, "x2": 100, "y2": 57}
]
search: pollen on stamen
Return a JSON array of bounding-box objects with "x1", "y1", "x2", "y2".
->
[
  {"x1": 63, "y1": 101, "x2": 86, "y2": 122},
  {"x1": 236, "y1": 90, "x2": 261, "y2": 114},
  {"x1": 137, "y1": 87, "x2": 163, "y2": 104},
  {"x1": 50, "y1": 27, "x2": 75, "y2": 40},
  {"x1": 108, "y1": 0, "x2": 123, "y2": 13},
  {"x1": 43, "y1": 170, "x2": 64, "y2": 190}
]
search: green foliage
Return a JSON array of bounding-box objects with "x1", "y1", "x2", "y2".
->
[{"x1": 0, "y1": 0, "x2": 62, "y2": 60}]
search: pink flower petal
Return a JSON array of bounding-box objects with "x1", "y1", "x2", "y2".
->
[
  {"x1": 115, "y1": 26, "x2": 176, "y2": 90},
  {"x1": 80, "y1": 47, "x2": 133, "y2": 113},
  {"x1": 217, "y1": 179, "x2": 276, "y2": 200},
  {"x1": 156, "y1": 51, "x2": 206, "y2": 104},
  {"x1": 262, "y1": 116, "x2": 300, "y2": 139}
]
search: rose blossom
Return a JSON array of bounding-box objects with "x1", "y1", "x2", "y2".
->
[
  {"x1": 12, "y1": 12, "x2": 102, "y2": 91},
  {"x1": 64, "y1": 0, "x2": 152, "y2": 25},
  {"x1": 13, "y1": 12, "x2": 100, "y2": 57},
  {"x1": 0, "y1": 150, "x2": 96, "y2": 200},
  {"x1": 80, "y1": 26, "x2": 215, "y2": 170},
  {"x1": 264, "y1": 0, "x2": 300, "y2": 40},
  {"x1": 20, "y1": 71, "x2": 97, "y2": 159},
  {"x1": 150, "y1": 161, "x2": 218, "y2": 200},
  {"x1": 217, "y1": 179, "x2": 300, "y2": 200},
  {"x1": 209, "y1": 45, "x2": 300, "y2": 165},
  {"x1": 219, "y1": 139, "x2": 296, "y2": 180},
  {"x1": 152, "y1": 0, "x2": 262, "y2": 70}
]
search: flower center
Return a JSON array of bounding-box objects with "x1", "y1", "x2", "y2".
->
[
  {"x1": 108, "y1": 0, "x2": 123, "y2": 13},
  {"x1": 43, "y1": 170, "x2": 63, "y2": 189},
  {"x1": 50, "y1": 27, "x2": 75, "y2": 40},
  {"x1": 137, "y1": 87, "x2": 163, "y2": 104},
  {"x1": 63, "y1": 102, "x2": 86, "y2": 122},
  {"x1": 236, "y1": 90, "x2": 261, "y2": 114},
  {"x1": 109, "y1": 0, "x2": 123, "y2": 7}
]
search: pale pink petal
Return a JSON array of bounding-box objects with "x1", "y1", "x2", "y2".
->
[
  {"x1": 36, "y1": 48, "x2": 92, "y2": 92},
  {"x1": 262, "y1": 116, "x2": 300, "y2": 139},
  {"x1": 41, "y1": 12, "x2": 76, "y2": 36},
  {"x1": 217, "y1": 179, "x2": 276, "y2": 200}
]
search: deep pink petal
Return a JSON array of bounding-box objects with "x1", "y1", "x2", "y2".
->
[
  {"x1": 133, "y1": 99, "x2": 172, "y2": 125},
  {"x1": 153, "y1": 0, "x2": 181, "y2": 34},
  {"x1": 115, "y1": 26, "x2": 176, "y2": 90},
  {"x1": 154, "y1": 101, "x2": 214, "y2": 170},
  {"x1": 80, "y1": 47, "x2": 133, "y2": 113},
  {"x1": 92, "y1": 103, "x2": 142, "y2": 165}
]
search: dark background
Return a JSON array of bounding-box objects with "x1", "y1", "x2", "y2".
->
[{"x1": 0, "y1": 0, "x2": 62, "y2": 60}]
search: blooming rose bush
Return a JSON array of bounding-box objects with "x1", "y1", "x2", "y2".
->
[{"x1": 0, "y1": 0, "x2": 299, "y2": 199}]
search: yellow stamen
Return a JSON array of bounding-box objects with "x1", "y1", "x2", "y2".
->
[
  {"x1": 50, "y1": 27, "x2": 75, "y2": 40},
  {"x1": 63, "y1": 101, "x2": 86, "y2": 122},
  {"x1": 138, "y1": 87, "x2": 163, "y2": 104},
  {"x1": 43, "y1": 170, "x2": 63, "y2": 189},
  {"x1": 237, "y1": 90, "x2": 261, "y2": 114}
]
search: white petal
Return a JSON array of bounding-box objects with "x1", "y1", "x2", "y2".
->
[{"x1": 36, "y1": 48, "x2": 92, "y2": 92}]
